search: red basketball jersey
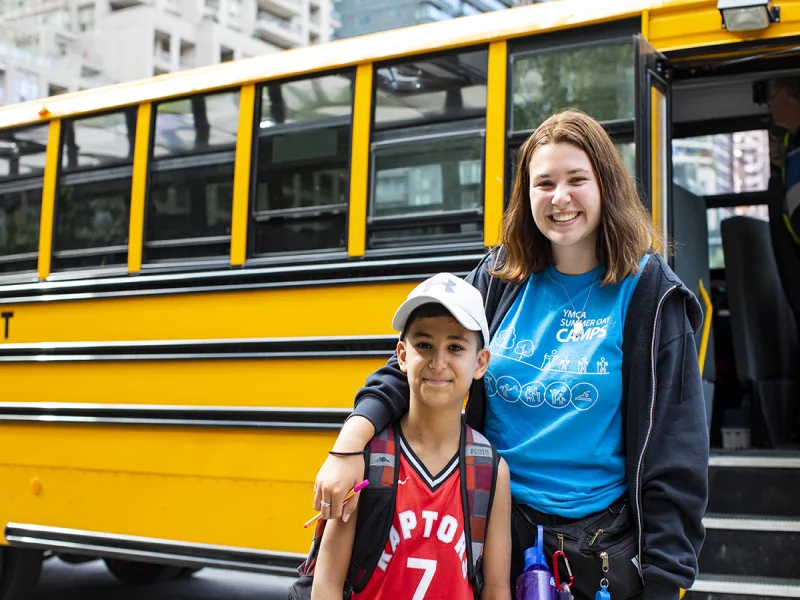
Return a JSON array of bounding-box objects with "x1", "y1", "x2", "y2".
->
[{"x1": 352, "y1": 432, "x2": 473, "y2": 600}]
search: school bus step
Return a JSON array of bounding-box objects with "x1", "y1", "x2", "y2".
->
[
  {"x1": 699, "y1": 516, "x2": 800, "y2": 581},
  {"x1": 686, "y1": 574, "x2": 800, "y2": 599},
  {"x1": 708, "y1": 451, "x2": 800, "y2": 518}
]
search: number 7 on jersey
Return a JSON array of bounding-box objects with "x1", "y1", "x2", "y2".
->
[{"x1": 407, "y1": 557, "x2": 437, "y2": 600}]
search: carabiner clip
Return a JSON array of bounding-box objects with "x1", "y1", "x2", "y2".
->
[{"x1": 553, "y1": 550, "x2": 574, "y2": 590}]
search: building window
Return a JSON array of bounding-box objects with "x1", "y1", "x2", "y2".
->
[
  {"x1": 77, "y1": 5, "x2": 94, "y2": 32},
  {"x1": 12, "y1": 71, "x2": 39, "y2": 103},
  {"x1": 155, "y1": 31, "x2": 171, "y2": 63},
  {"x1": 368, "y1": 48, "x2": 489, "y2": 249},
  {"x1": 220, "y1": 46, "x2": 234, "y2": 62}
]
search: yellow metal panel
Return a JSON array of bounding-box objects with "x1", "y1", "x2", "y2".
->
[
  {"x1": 650, "y1": 86, "x2": 665, "y2": 252},
  {"x1": 127, "y1": 103, "x2": 152, "y2": 274},
  {"x1": 0, "y1": 282, "x2": 415, "y2": 343},
  {"x1": 642, "y1": 9, "x2": 650, "y2": 41},
  {"x1": 0, "y1": 0, "x2": 650, "y2": 129},
  {"x1": 698, "y1": 278, "x2": 713, "y2": 375},
  {"x1": 2, "y1": 358, "x2": 387, "y2": 408},
  {"x1": 36, "y1": 119, "x2": 61, "y2": 280},
  {"x1": 231, "y1": 84, "x2": 257, "y2": 267},
  {"x1": 649, "y1": 0, "x2": 800, "y2": 53},
  {"x1": 0, "y1": 423, "x2": 334, "y2": 553},
  {"x1": 484, "y1": 41, "x2": 508, "y2": 248},
  {"x1": 347, "y1": 63, "x2": 373, "y2": 258}
]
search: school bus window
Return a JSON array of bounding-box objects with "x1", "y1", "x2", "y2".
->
[
  {"x1": 708, "y1": 205, "x2": 769, "y2": 269},
  {"x1": 253, "y1": 71, "x2": 354, "y2": 256},
  {"x1": 0, "y1": 124, "x2": 48, "y2": 275},
  {"x1": 373, "y1": 49, "x2": 488, "y2": 130},
  {"x1": 368, "y1": 49, "x2": 488, "y2": 249},
  {"x1": 53, "y1": 109, "x2": 137, "y2": 271},
  {"x1": 512, "y1": 41, "x2": 634, "y2": 132},
  {"x1": 153, "y1": 92, "x2": 239, "y2": 157},
  {"x1": 146, "y1": 89, "x2": 239, "y2": 263},
  {"x1": 672, "y1": 130, "x2": 770, "y2": 196},
  {"x1": 61, "y1": 109, "x2": 136, "y2": 171},
  {"x1": 616, "y1": 142, "x2": 635, "y2": 177}
]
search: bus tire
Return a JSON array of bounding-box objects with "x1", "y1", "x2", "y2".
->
[
  {"x1": 0, "y1": 548, "x2": 43, "y2": 600},
  {"x1": 103, "y1": 559, "x2": 182, "y2": 585}
]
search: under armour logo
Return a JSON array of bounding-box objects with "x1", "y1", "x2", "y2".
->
[{"x1": 420, "y1": 278, "x2": 457, "y2": 294}]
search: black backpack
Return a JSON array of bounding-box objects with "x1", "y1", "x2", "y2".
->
[{"x1": 288, "y1": 421, "x2": 500, "y2": 599}]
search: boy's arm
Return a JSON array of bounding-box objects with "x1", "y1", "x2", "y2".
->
[
  {"x1": 481, "y1": 458, "x2": 512, "y2": 600},
  {"x1": 311, "y1": 508, "x2": 359, "y2": 600}
]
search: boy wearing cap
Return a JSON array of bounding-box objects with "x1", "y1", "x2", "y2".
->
[{"x1": 311, "y1": 273, "x2": 512, "y2": 600}]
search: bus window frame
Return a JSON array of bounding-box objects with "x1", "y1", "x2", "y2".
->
[
  {"x1": 0, "y1": 123, "x2": 49, "y2": 281},
  {"x1": 365, "y1": 46, "x2": 491, "y2": 253},
  {"x1": 367, "y1": 121, "x2": 487, "y2": 250},
  {"x1": 142, "y1": 87, "x2": 242, "y2": 268},
  {"x1": 246, "y1": 68, "x2": 357, "y2": 262},
  {"x1": 49, "y1": 109, "x2": 139, "y2": 274}
]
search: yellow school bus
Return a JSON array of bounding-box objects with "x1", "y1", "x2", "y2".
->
[{"x1": 1, "y1": 0, "x2": 798, "y2": 597}]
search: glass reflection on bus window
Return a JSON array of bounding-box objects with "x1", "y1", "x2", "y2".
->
[
  {"x1": 0, "y1": 124, "x2": 48, "y2": 275},
  {"x1": 512, "y1": 42, "x2": 635, "y2": 132},
  {"x1": 374, "y1": 49, "x2": 488, "y2": 130},
  {"x1": 153, "y1": 91, "x2": 240, "y2": 157},
  {"x1": 672, "y1": 130, "x2": 770, "y2": 196},
  {"x1": 253, "y1": 71, "x2": 354, "y2": 256}
]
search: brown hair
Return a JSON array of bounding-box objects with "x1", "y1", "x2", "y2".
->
[{"x1": 492, "y1": 109, "x2": 659, "y2": 286}]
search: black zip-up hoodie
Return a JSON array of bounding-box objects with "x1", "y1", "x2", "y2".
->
[{"x1": 352, "y1": 248, "x2": 709, "y2": 599}]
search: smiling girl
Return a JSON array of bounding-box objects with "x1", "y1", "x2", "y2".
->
[{"x1": 313, "y1": 110, "x2": 709, "y2": 600}]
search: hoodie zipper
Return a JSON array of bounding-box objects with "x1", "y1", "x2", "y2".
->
[{"x1": 634, "y1": 284, "x2": 678, "y2": 570}]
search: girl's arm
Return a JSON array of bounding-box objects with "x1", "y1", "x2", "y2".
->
[
  {"x1": 311, "y1": 508, "x2": 359, "y2": 600},
  {"x1": 314, "y1": 252, "x2": 496, "y2": 520},
  {"x1": 481, "y1": 458, "x2": 512, "y2": 600}
]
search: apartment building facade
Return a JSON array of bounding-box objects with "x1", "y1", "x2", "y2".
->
[{"x1": 0, "y1": 0, "x2": 334, "y2": 105}]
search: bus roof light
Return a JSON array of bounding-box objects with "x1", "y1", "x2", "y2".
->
[{"x1": 718, "y1": 0, "x2": 780, "y2": 31}]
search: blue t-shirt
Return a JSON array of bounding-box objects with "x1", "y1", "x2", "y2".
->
[{"x1": 484, "y1": 255, "x2": 649, "y2": 518}]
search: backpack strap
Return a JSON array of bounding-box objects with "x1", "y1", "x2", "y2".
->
[
  {"x1": 459, "y1": 424, "x2": 500, "y2": 598},
  {"x1": 365, "y1": 423, "x2": 398, "y2": 488},
  {"x1": 291, "y1": 425, "x2": 399, "y2": 599},
  {"x1": 346, "y1": 423, "x2": 399, "y2": 592}
]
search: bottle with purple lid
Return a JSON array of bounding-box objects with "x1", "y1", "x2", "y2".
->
[{"x1": 516, "y1": 525, "x2": 558, "y2": 600}]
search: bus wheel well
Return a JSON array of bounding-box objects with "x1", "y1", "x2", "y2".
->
[
  {"x1": 0, "y1": 548, "x2": 43, "y2": 600},
  {"x1": 103, "y1": 558, "x2": 183, "y2": 585}
]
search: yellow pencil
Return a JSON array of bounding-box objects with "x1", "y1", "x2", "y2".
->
[{"x1": 303, "y1": 479, "x2": 369, "y2": 529}]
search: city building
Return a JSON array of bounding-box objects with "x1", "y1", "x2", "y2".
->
[
  {"x1": 334, "y1": 0, "x2": 516, "y2": 40},
  {"x1": 0, "y1": 0, "x2": 334, "y2": 105}
]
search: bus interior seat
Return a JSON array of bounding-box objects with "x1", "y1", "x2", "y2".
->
[
  {"x1": 721, "y1": 216, "x2": 800, "y2": 448},
  {"x1": 766, "y1": 172, "x2": 800, "y2": 331},
  {"x1": 672, "y1": 184, "x2": 716, "y2": 429}
]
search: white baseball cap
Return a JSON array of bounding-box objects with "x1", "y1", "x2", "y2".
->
[{"x1": 392, "y1": 273, "x2": 490, "y2": 348}]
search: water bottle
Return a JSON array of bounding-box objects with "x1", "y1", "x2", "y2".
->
[{"x1": 516, "y1": 525, "x2": 558, "y2": 600}]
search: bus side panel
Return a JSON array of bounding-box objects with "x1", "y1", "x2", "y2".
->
[
  {"x1": 0, "y1": 424, "x2": 334, "y2": 554},
  {"x1": 1, "y1": 359, "x2": 387, "y2": 407},
  {"x1": 0, "y1": 282, "x2": 417, "y2": 344}
]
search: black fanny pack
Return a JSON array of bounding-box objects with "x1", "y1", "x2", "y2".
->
[{"x1": 513, "y1": 497, "x2": 644, "y2": 600}]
